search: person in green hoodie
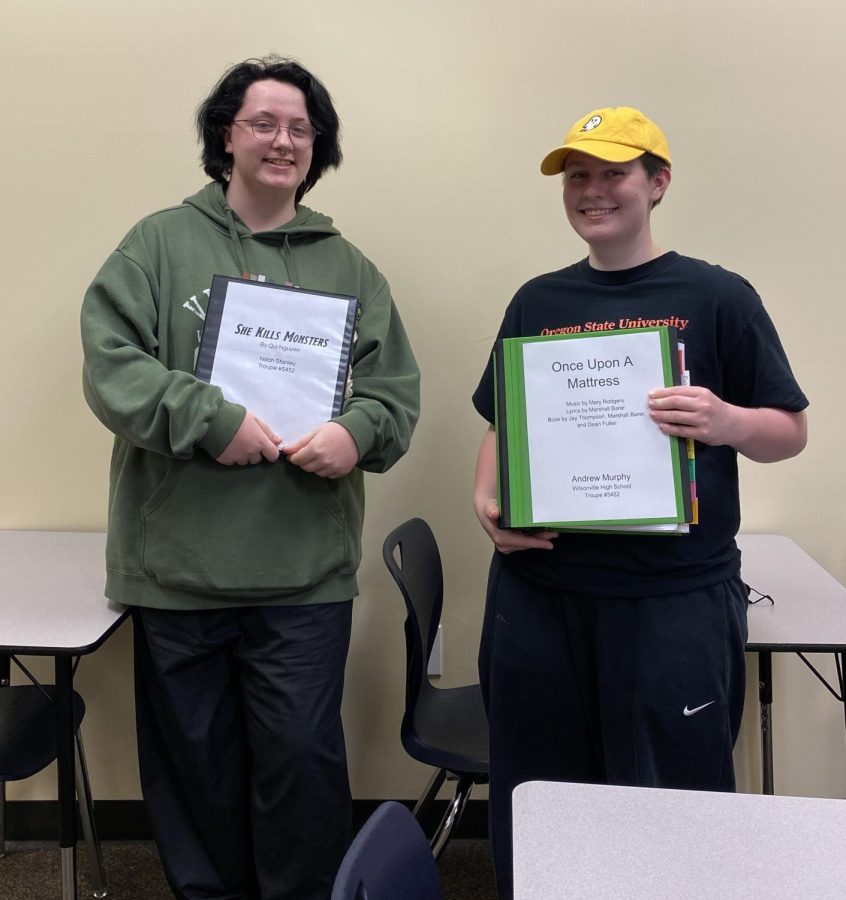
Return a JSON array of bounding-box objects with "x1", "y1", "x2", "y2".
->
[{"x1": 81, "y1": 56, "x2": 420, "y2": 900}]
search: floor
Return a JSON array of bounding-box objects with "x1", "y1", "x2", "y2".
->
[{"x1": 0, "y1": 838, "x2": 498, "y2": 899}]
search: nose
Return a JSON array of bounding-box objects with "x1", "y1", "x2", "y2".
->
[
  {"x1": 272, "y1": 125, "x2": 294, "y2": 149},
  {"x1": 581, "y1": 174, "x2": 604, "y2": 197}
]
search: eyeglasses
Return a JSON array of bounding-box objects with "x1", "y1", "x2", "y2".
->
[{"x1": 232, "y1": 118, "x2": 319, "y2": 147}]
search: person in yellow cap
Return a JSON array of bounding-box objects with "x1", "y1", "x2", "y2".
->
[{"x1": 471, "y1": 106, "x2": 808, "y2": 899}]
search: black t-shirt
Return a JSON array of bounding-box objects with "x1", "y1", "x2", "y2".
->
[{"x1": 473, "y1": 252, "x2": 808, "y2": 597}]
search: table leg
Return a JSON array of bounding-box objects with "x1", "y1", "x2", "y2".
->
[
  {"x1": 55, "y1": 655, "x2": 78, "y2": 900},
  {"x1": 1, "y1": 654, "x2": 8, "y2": 856},
  {"x1": 758, "y1": 650, "x2": 774, "y2": 795},
  {"x1": 839, "y1": 652, "x2": 846, "y2": 738}
]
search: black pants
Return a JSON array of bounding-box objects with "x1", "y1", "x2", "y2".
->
[
  {"x1": 479, "y1": 556, "x2": 748, "y2": 900},
  {"x1": 133, "y1": 602, "x2": 353, "y2": 900}
]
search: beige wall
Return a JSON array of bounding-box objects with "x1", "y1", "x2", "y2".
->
[{"x1": 3, "y1": 0, "x2": 844, "y2": 803}]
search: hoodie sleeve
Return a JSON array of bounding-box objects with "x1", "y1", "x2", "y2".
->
[
  {"x1": 81, "y1": 244, "x2": 245, "y2": 460},
  {"x1": 333, "y1": 276, "x2": 420, "y2": 473}
]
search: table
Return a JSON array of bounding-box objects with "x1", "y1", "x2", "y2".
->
[
  {"x1": 0, "y1": 531, "x2": 128, "y2": 900},
  {"x1": 512, "y1": 779, "x2": 846, "y2": 899},
  {"x1": 738, "y1": 534, "x2": 846, "y2": 793}
]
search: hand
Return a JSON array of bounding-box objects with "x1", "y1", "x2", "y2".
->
[
  {"x1": 283, "y1": 422, "x2": 359, "y2": 478},
  {"x1": 474, "y1": 497, "x2": 558, "y2": 555},
  {"x1": 649, "y1": 387, "x2": 808, "y2": 462},
  {"x1": 473, "y1": 427, "x2": 557, "y2": 553},
  {"x1": 648, "y1": 386, "x2": 734, "y2": 446},
  {"x1": 216, "y1": 412, "x2": 281, "y2": 465}
]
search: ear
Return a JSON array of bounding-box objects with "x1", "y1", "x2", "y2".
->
[
  {"x1": 224, "y1": 125, "x2": 233, "y2": 155},
  {"x1": 651, "y1": 166, "x2": 671, "y2": 202}
]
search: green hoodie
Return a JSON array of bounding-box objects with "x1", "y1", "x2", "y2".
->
[{"x1": 82, "y1": 182, "x2": 420, "y2": 609}]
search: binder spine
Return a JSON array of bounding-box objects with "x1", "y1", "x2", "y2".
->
[
  {"x1": 494, "y1": 341, "x2": 513, "y2": 528},
  {"x1": 333, "y1": 300, "x2": 360, "y2": 418},
  {"x1": 194, "y1": 274, "x2": 228, "y2": 383}
]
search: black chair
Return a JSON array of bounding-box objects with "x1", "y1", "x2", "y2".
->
[
  {"x1": 330, "y1": 800, "x2": 444, "y2": 900},
  {"x1": 382, "y1": 518, "x2": 489, "y2": 858},
  {"x1": 0, "y1": 654, "x2": 106, "y2": 897}
]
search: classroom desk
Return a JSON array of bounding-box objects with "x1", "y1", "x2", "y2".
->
[
  {"x1": 738, "y1": 534, "x2": 846, "y2": 793},
  {"x1": 512, "y1": 779, "x2": 846, "y2": 899},
  {"x1": 0, "y1": 530, "x2": 127, "y2": 900}
]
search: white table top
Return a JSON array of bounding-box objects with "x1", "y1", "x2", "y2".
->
[
  {"x1": 513, "y1": 779, "x2": 846, "y2": 899},
  {"x1": 738, "y1": 534, "x2": 846, "y2": 651},
  {"x1": 0, "y1": 530, "x2": 126, "y2": 654}
]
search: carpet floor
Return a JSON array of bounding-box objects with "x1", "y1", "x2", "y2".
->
[{"x1": 0, "y1": 838, "x2": 497, "y2": 899}]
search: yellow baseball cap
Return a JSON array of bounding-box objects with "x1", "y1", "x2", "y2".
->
[{"x1": 540, "y1": 107, "x2": 671, "y2": 175}]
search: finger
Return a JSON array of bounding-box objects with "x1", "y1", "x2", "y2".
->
[
  {"x1": 283, "y1": 432, "x2": 314, "y2": 460},
  {"x1": 517, "y1": 534, "x2": 557, "y2": 549},
  {"x1": 649, "y1": 396, "x2": 688, "y2": 412},
  {"x1": 651, "y1": 407, "x2": 696, "y2": 426},
  {"x1": 254, "y1": 417, "x2": 281, "y2": 445},
  {"x1": 282, "y1": 432, "x2": 314, "y2": 457},
  {"x1": 657, "y1": 422, "x2": 694, "y2": 438},
  {"x1": 497, "y1": 537, "x2": 555, "y2": 553},
  {"x1": 649, "y1": 386, "x2": 697, "y2": 399},
  {"x1": 648, "y1": 387, "x2": 673, "y2": 399},
  {"x1": 288, "y1": 438, "x2": 329, "y2": 471},
  {"x1": 494, "y1": 528, "x2": 556, "y2": 552},
  {"x1": 648, "y1": 386, "x2": 687, "y2": 402},
  {"x1": 261, "y1": 441, "x2": 281, "y2": 463},
  {"x1": 281, "y1": 441, "x2": 304, "y2": 457},
  {"x1": 298, "y1": 458, "x2": 335, "y2": 478},
  {"x1": 288, "y1": 444, "x2": 317, "y2": 467}
]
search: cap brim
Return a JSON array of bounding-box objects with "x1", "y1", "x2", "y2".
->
[{"x1": 540, "y1": 140, "x2": 646, "y2": 175}]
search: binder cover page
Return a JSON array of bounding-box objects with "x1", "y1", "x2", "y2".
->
[
  {"x1": 498, "y1": 327, "x2": 688, "y2": 528},
  {"x1": 196, "y1": 276, "x2": 357, "y2": 444}
]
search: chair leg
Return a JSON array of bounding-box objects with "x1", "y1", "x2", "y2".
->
[
  {"x1": 430, "y1": 774, "x2": 474, "y2": 860},
  {"x1": 74, "y1": 731, "x2": 107, "y2": 898},
  {"x1": 0, "y1": 781, "x2": 6, "y2": 858},
  {"x1": 412, "y1": 767, "x2": 447, "y2": 819}
]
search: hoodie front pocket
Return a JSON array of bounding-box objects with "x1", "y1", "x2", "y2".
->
[{"x1": 141, "y1": 457, "x2": 347, "y2": 596}]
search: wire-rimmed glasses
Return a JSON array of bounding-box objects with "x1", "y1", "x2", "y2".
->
[{"x1": 232, "y1": 117, "x2": 319, "y2": 147}]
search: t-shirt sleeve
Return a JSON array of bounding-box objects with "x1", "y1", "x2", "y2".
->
[
  {"x1": 472, "y1": 296, "x2": 522, "y2": 422},
  {"x1": 721, "y1": 297, "x2": 808, "y2": 413}
]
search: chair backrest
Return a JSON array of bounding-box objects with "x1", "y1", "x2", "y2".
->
[
  {"x1": 382, "y1": 518, "x2": 443, "y2": 714},
  {"x1": 330, "y1": 801, "x2": 444, "y2": 900}
]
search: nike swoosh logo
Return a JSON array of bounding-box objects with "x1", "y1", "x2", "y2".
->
[{"x1": 683, "y1": 701, "x2": 716, "y2": 717}]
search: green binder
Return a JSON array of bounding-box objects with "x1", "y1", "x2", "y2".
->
[{"x1": 494, "y1": 326, "x2": 692, "y2": 533}]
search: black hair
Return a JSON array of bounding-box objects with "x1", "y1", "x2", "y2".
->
[
  {"x1": 196, "y1": 56, "x2": 342, "y2": 204},
  {"x1": 638, "y1": 152, "x2": 671, "y2": 208}
]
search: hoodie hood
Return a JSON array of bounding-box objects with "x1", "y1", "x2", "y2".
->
[
  {"x1": 183, "y1": 182, "x2": 341, "y2": 284},
  {"x1": 183, "y1": 182, "x2": 340, "y2": 242}
]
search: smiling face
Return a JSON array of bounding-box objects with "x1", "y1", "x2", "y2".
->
[
  {"x1": 562, "y1": 151, "x2": 670, "y2": 269},
  {"x1": 224, "y1": 79, "x2": 314, "y2": 223}
]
